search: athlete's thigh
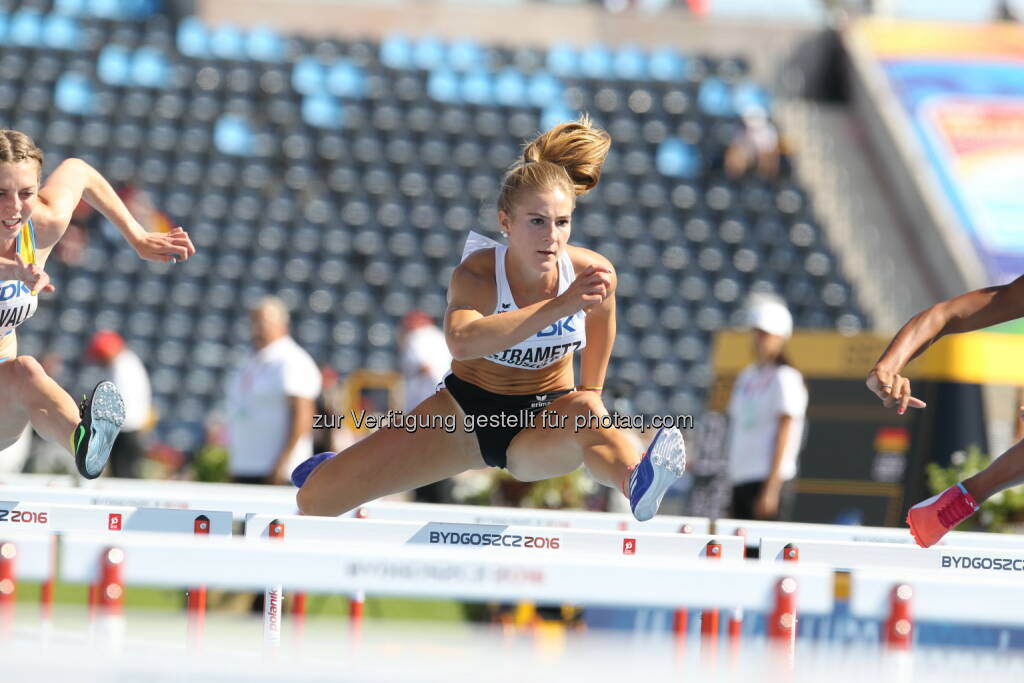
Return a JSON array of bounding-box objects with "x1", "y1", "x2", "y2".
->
[
  {"x1": 0, "y1": 361, "x2": 30, "y2": 449},
  {"x1": 299, "y1": 389, "x2": 484, "y2": 512},
  {"x1": 505, "y1": 392, "x2": 593, "y2": 480}
]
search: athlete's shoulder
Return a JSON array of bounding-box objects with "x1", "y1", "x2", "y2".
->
[
  {"x1": 449, "y1": 248, "x2": 497, "y2": 308},
  {"x1": 566, "y1": 244, "x2": 614, "y2": 274},
  {"x1": 456, "y1": 247, "x2": 497, "y2": 278}
]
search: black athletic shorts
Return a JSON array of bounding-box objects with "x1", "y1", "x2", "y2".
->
[{"x1": 443, "y1": 373, "x2": 572, "y2": 469}]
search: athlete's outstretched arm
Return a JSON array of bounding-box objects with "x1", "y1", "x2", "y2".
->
[
  {"x1": 34, "y1": 158, "x2": 195, "y2": 263},
  {"x1": 444, "y1": 258, "x2": 611, "y2": 360},
  {"x1": 868, "y1": 274, "x2": 1024, "y2": 412}
]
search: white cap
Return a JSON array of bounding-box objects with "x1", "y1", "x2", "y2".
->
[{"x1": 748, "y1": 299, "x2": 793, "y2": 338}]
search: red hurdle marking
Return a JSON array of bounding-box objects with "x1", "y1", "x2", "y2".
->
[
  {"x1": 187, "y1": 515, "x2": 210, "y2": 649},
  {"x1": 350, "y1": 509, "x2": 368, "y2": 642},
  {"x1": 885, "y1": 584, "x2": 913, "y2": 650}
]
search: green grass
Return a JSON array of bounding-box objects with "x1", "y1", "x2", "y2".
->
[{"x1": 13, "y1": 580, "x2": 470, "y2": 621}]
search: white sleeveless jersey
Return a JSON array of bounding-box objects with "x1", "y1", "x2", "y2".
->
[
  {"x1": 480, "y1": 241, "x2": 587, "y2": 371},
  {"x1": 0, "y1": 221, "x2": 39, "y2": 337}
]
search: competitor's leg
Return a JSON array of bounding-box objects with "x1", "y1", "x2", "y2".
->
[
  {"x1": 296, "y1": 389, "x2": 485, "y2": 516},
  {"x1": 0, "y1": 356, "x2": 80, "y2": 454},
  {"x1": 963, "y1": 438, "x2": 1024, "y2": 502},
  {"x1": 508, "y1": 391, "x2": 685, "y2": 520},
  {"x1": 505, "y1": 391, "x2": 639, "y2": 487}
]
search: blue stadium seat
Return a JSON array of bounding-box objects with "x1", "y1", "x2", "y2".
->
[
  {"x1": 8, "y1": 9, "x2": 42, "y2": 46},
  {"x1": 461, "y1": 69, "x2": 493, "y2": 105},
  {"x1": 302, "y1": 93, "x2": 343, "y2": 129},
  {"x1": 176, "y1": 16, "x2": 207, "y2": 58},
  {"x1": 412, "y1": 36, "x2": 446, "y2": 70},
  {"x1": 326, "y1": 59, "x2": 365, "y2": 98},
  {"x1": 656, "y1": 138, "x2": 700, "y2": 178},
  {"x1": 448, "y1": 38, "x2": 483, "y2": 72},
  {"x1": 427, "y1": 67, "x2": 460, "y2": 104},
  {"x1": 246, "y1": 25, "x2": 285, "y2": 62},
  {"x1": 53, "y1": 71, "x2": 94, "y2": 115},
  {"x1": 579, "y1": 44, "x2": 613, "y2": 79},
  {"x1": 42, "y1": 13, "x2": 80, "y2": 50},
  {"x1": 380, "y1": 34, "x2": 413, "y2": 70},
  {"x1": 213, "y1": 114, "x2": 254, "y2": 156},
  {"x1": 132, "y1": 47, "x2": 170, "y2": 88},
  {"x1": 648, "y1": 47, "x2": 685, "y2": 81},
  {"x1": 614, "y1": 44, "x2": 648, "y2": 80},
  {"x1": 546, "y1": 43, "x2": 577, "y2": 78},
  {"x1": 209, "y1": 24, "x2": 245, "y2": 60}
]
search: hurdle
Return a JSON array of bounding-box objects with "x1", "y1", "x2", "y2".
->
[
  {"x1": 716, "y1": 518, "x2": 1024, "y2": 552},
  {"x1": 57, "y1": 529, "x2": 834, "y2": 655},
  {"x1": 761, "y1": 537, "x2": 1024, "y2": 648},
  {"x1": 0, "y1": 530, "x2": 53, "y2": 638},
  {"x1": 347, "y1": 500, "x2": 710, "y2": 534},
  {"x1": 0, "y1": 501, "x2": 229, "y2": 638},
  {"x1": 244, "y1": 514, "x2": 740, "y2": 649},
  {"x1": 0, "y1": 484, "x2": 300, "y2": 522}
]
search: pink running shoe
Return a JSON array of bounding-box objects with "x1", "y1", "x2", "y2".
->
[{"x1": 906, "y1": 482, "x2": 979, "y2": 548}]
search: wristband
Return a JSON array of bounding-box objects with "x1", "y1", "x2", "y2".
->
[{"x1": 575, "y1": 385, "x2": 603, "y2": 392}]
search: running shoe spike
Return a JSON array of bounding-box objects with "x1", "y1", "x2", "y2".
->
[{"x1": 72, "y1": 381, "x2": 125, "y2": 479}]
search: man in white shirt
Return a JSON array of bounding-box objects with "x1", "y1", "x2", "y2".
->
[
  {"x1": 225, "y1": 297, "x2": 321, "y2": 485},
  {"x1": 87, "y1": 330, "x2": 152, "y2": 478},
  {"x1": 399, "y1": 310, "x2": 451, "y2": 411}
]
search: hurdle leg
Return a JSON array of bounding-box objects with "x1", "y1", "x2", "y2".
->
[
  {"x1": 884, "y1": 584, "x2": 914, "y2": 651},
  {"x1": 0, "y1": 541, "x2": 16, "y2": 641},
  {"x1": 97, "y1": 547, "x2": 126, "y2": 647},
  {"x1": 187, "y1": 515, "x2": 210, "y2": 649},
  {"x1": 350, "y1": 590, "x2": 365, "y2": 644},
  {"x1": 700, "y1": 541, "x2": 722, "y2": 666}
]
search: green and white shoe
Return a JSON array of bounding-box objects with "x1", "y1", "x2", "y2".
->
[{"x1": 71, "y1": 381, "x2": 125, "y2": 479}]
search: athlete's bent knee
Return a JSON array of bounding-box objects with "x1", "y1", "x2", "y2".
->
[{"x1": 8, "y1": 356, "x2": 46, "y2": 385}]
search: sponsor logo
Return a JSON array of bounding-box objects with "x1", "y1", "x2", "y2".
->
[
  {"x1": 0, "y1": 281, "x2": 30, "y2": 301},
  {"x1": 623, "y1": 538, "x2": 636, "y2": 555},
  {"x1": 265, "y1": 590, "x2": 280, "y2": 631},
  {"x1": 536, "y1": 316, "x2": 577, "y2": 337},
  {"x1": 0, "y1": 509, "x2": 49, "y2": 524},
  {"x1": 427, "y1": 530, "x2": 561, "y2": 550},
  {"x1": 108, "y1": 513, "x2": 122, "y2": 531},
  {"x1": 941, "y1": 555, "x2": 1024, "y2": 571}
]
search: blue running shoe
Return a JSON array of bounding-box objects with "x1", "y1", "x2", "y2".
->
[
  {"x1": 291, "y1": 451, "x2": 337, "y2": 488},
  {"x1": 628, "y1": 427, "x2": 686, "y2": 522}
]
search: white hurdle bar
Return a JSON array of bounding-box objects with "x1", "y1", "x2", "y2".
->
[
  {"x1": 0, "y1": 485, "x2": 299, "y2": 522},
  {"x1": 346, "y1": 500, "x2": 709, "y2": 534},
  {"x1": 716, "y1": 517, "x2": 1024, "y2": 551}
]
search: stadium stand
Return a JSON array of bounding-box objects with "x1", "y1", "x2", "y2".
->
[{"x1": 0, "y1": 0, "x2": 868, "y2": 451}]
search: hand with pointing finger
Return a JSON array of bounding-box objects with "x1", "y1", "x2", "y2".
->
[{"x1": 866, "y1": 366, "x2": 927, "y2": 415}]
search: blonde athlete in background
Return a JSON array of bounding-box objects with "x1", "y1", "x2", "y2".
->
[
  {"x1": 0, "y1": 130, "x2": 195, "y2": 478},
  {"x1": 867, "y1": 274, "x2": 1024, "y2": 547},
  {"x1": 294, "y1": 117, "x2": 686, "y2": 521}
]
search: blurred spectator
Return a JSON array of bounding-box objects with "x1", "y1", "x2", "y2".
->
[
  {"x1": 225, "y1": 297, "x2": 321, "y2": 485},
  {"x1": 725, "y1": 106, "x2": 781, "y2": 181},
  {"x1": 725, "y1": 297, "x2": 808, "y2": 520},
  {"x1": 399, "y1": 310, "x2": 451, "y2": 411},
  {"x1": 87, "y1": 330, "x2": 153, "y2": 478},
  {"x1": 399, "y1": 310, "x2": 453, "y2": 504}
]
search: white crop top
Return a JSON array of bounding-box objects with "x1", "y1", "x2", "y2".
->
[
  {"x1": 0, "y1": 221, "x2": 39, "y2": 337},
  {"x1": 461, "y1": 231, "x2": 587, "y2": 371}
]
